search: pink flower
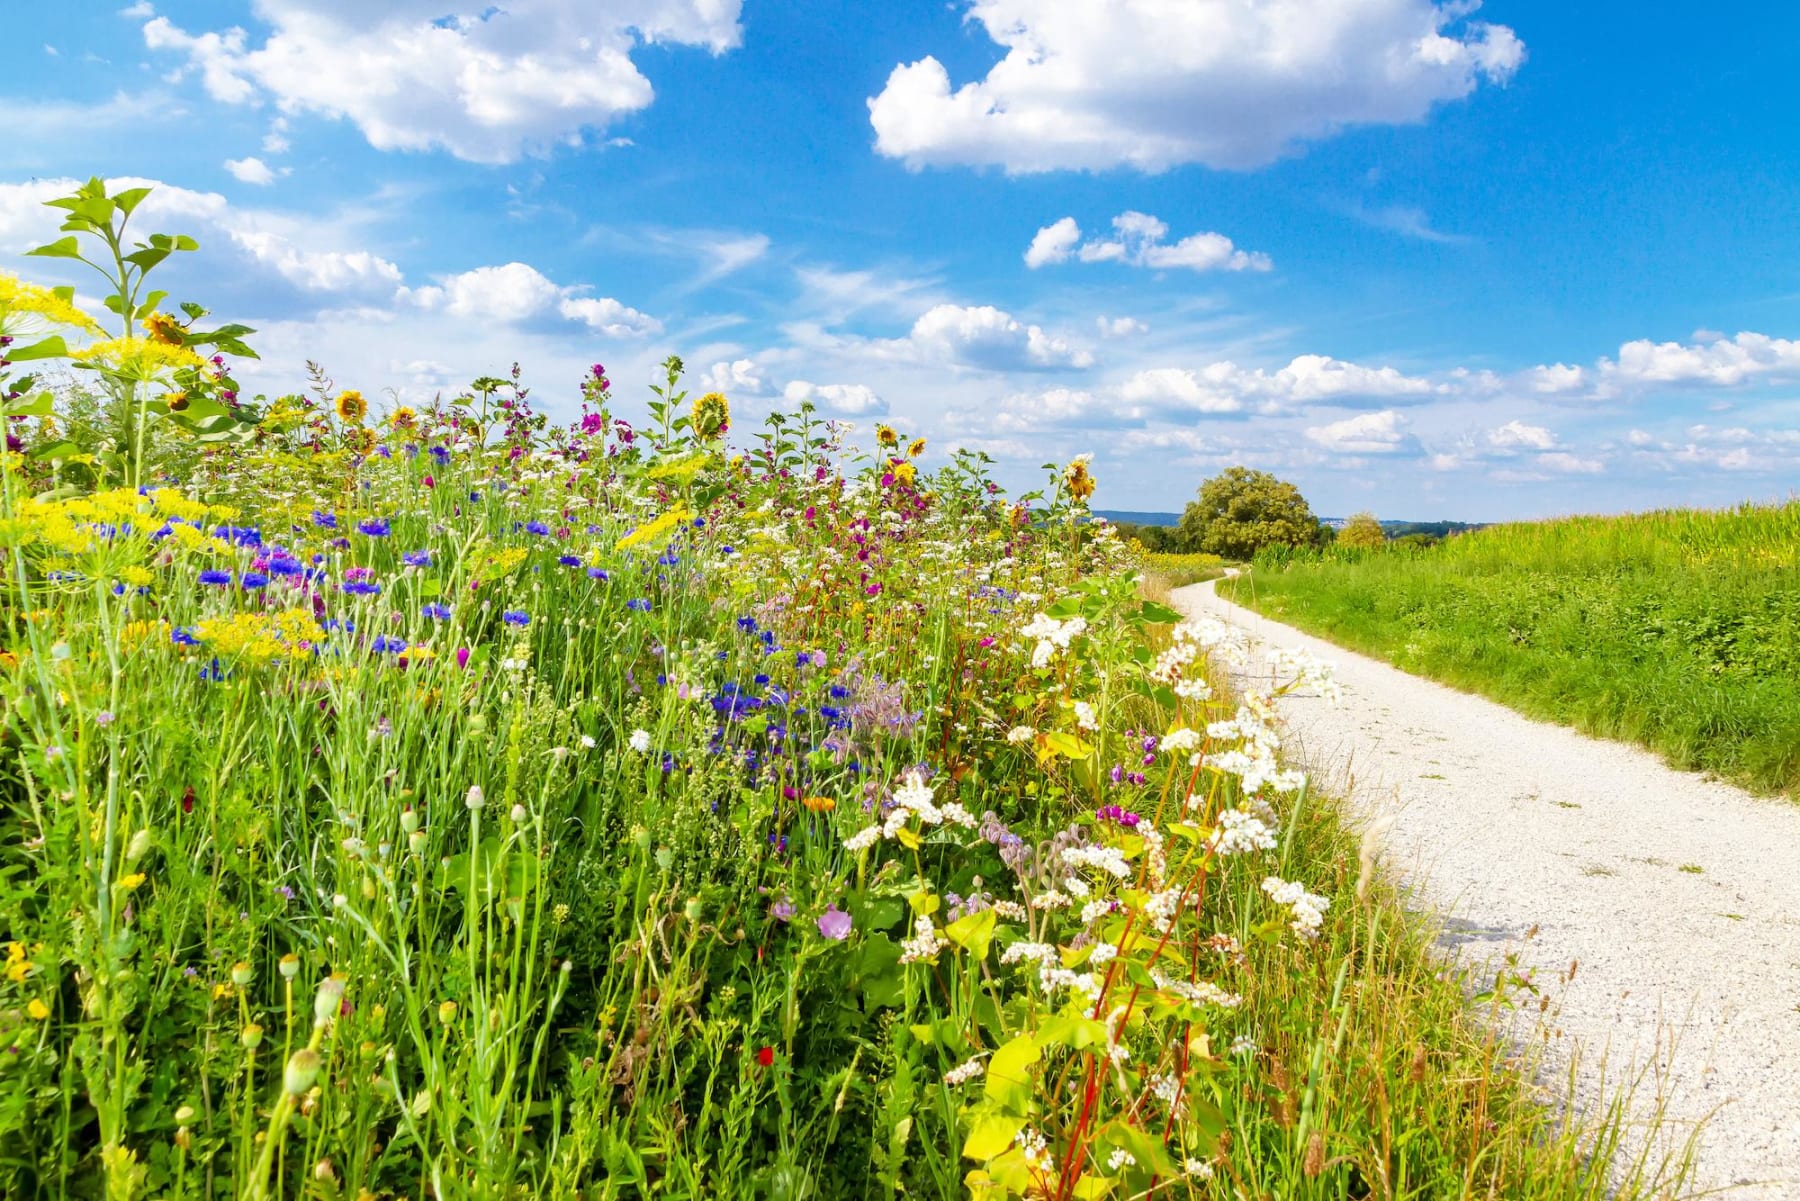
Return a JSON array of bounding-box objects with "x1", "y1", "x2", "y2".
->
[{"x1": 816, "y1": 905, "x2": 852, "y2": 941}]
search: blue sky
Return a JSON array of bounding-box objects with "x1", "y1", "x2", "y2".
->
[{"x1": 5, "y1": 0, "x2": 1799, "y2": 519}]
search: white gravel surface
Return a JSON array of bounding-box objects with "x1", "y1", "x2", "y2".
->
[{"x1": 1174, "y1": 576, "x2": 1800, "y2": 1199}]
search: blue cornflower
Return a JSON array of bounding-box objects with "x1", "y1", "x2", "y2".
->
[
  {"x1": 502, "y1": 610, "x2": 530, "y2": 626},
  {"x1": 356, "y1": 518, "x2": 391, "y2": 537},
  {"x1": 558, "y1": 555, "x2": 580, "y2": 567},
  {"x1": 171, "y1": 627, "x2": 199, "y2": 646},
  {"x1": 588, "y1": 567, "x2": 610, "y2": 581},
  {"x1": 241, "y1": 571, "x2": 270, "y2": 590},
  {"x1": 371, "y1": 636, "x2": 408, "y2": 654},
  {"x1": 269, "y1": 556, "x2": 304, "y2": 576},
  {"x1": 626, "y1": 598, "x2": 652, "y2": 612},
  {"x1": 199, "y1": 569, "x2": 232, "y2": 586},
  {"x1": 402, "y1": 550, "x2": 431, "y2": 567},
  {"x1": 198, "y1": 657, "x2": 229, "y2": 682},
  {"x1": 151, "y1": 522, "x2": 174, "y2": 541},
  {"x1": 754, "y1": 673, "x2": 771, "y2": 685},
  {"x1": 658, "y1": 551, "x2": 680, "y2": 566},
  {"x1": 214, "y1": 525, "x2": 263, "y2": 547},
  {"x1": 312, "y1": 511, "x2": 338, "y2": 529},
  {"x1": 422, "y1": 603, "x2": 453, "y2": 621},
  {"x1": 737, "y1": 616, "x2": 758, "y2": 633},
  {"x1": 524, "y1": 520, "x2": 550, "y2": 536},
  {"x1": 829, "y1": 684, "x2": 852, "y2": 699},
  {"x1": 429, "y1": 445, "x2": 450, "y2": 463},
  {"x1": 342, "y1": 581, "x2": 382, "y2": 596}
]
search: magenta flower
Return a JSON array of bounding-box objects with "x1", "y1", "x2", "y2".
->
[{"x1": 816, "y1": 905, "x2": 852, "y2": 941}]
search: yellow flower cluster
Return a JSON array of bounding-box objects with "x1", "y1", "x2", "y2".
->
[
  {"x1": 4, "y1": 940, "x2": 34, "y2": 984},
  {"x1": 193, "y1": 609, "x2": 320, "y2": 664},
  {"x1": 468, "y1": 545, "x2": 530, "y2": 585},
  {"x1": 73, "y1": 336, "x2": 205, "y2": 380},
  {"x1": 615, "y1": 505, "x2": 694, "y2": 551},
  {"x1": 0, "y1": 271, "x2": 102, "y2": 336}
]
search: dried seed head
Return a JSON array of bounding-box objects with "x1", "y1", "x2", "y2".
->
[{"x1": 1302, "y1": 1130, "x2": 1325, "y2": 1178}]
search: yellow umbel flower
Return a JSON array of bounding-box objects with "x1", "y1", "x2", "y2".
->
[
  {"x1": 692, "y1": 391, "x2": 730, "y2": 440},
  {"x1": 615, "y1": 506, "x2": 694, "y2": 551},
  {"x1": 335, "y1": 390, "x2": 368, "y2": 424},
  {"x1": 0, "y1": 271, "x2": 102, "y2": 336},
  {"x1": 73, "y1": 336, "x2": 204, "y2": 381}
]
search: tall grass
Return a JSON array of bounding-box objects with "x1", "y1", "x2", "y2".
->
[{"x1": 1225, "y1": 502, "x2": 1800, "y2": 795}]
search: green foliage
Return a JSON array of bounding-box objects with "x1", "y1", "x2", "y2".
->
[
  {"x1": 1226, "y1": 501, "x2": 1800, "y2": 795},
  {"x1": 1337, "y1": 511, "x2": 1385, "y2": 550},
  {"x1": 1178, "y1": 466, "x2": 1321, "y2": 561}
]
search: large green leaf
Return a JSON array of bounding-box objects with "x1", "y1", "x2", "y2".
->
[
  {"x1": 984, "y1": 1034, "x2": 1039, "y2": 1110},
  {"x1": 6, "y1": 336, "x2": 68, "y2": 362},
  {"x1": 3, "y1": 392, "x2": 54, "y2": 418},
  {"x1": 25, "y1": 236, "x2": 81, "y2": 260},
  {"x1": 944, "y1": 908, "x2": 997, "y2": 960},
  {"x1": 962, "y1": 1112, "x2": 1026, "y2": 1161}
]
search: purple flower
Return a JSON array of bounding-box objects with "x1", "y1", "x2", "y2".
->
[
  {"x1": 626, "y1": 598, "x2": 651, "y2": 612},
  {"x1": 403, "y1": 550, "x2": 432, "y2": 567},
  {"x1": 312, "y1": 511, "x2": 338, "y2": 529},
  {"x1": 524, "y1": 520, "x2": 550, "y2": 536},
  {"x1": 502, "y1": 610, "x2": 530, "y2": 626},
  {"x1": 816, "y1": 905, "x2": 852, "y2": 941},
  {"x1": 770, "y1": 898, "x2": 795, "y2": 923},
  {"x1": 422, "y1": 603, "x2": 453, "y2": 620},
  {"x1": 342, "y1": 581, "x2": 382, "y2": 596},
  {"x1": 356, "y1": 518, "x2": 391, "y2": 537},
  {"x1": 199, "y1": 569, "x2": 232, "y2": 586},
  {"x1": 241, "y1": 571, "x2": 269, "y2": 590},
  {"x1": 588, "y1": 567, "x2": 610, "y2": 581},
  {"x1": 558, "y1": 554, "x2": 581, "y2": 567}
]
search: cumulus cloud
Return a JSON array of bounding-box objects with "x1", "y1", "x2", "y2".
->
[
  {"x1": 704, "y1": 358, "x2": 765, "y2": 394},
  {"x1": 402, "y1": 262, "x2": 660, "y2": 334},
  {"x1": 223, "y1": 156, "x2": 278, "y2": 184},
  {"x1": 783, "y1": 379, "x2": 887, "y2": 415},
  {"x1": 1118, "y1": 354, "x2": 1439, "y2": 416},
  {"x1": 0, "y1": 175, "x2": 401, "y2": 298},
  {"x1": 1486, "y1": 420, "x2": 1557, "y2": 450},
  {"x1": 1604, "y1": 331, "x2": 1800, "y2": 387},
  {"x1": 869, "y1": 0, "x2": 1524, "y2": 173},
  {"x1": 1096, "y1": 316, "x2": 1147, "y2": 338},
  {"x1": 1024, "y1": 217, "x2": 1081, "y2": 268},
  {"x1": 1305, "y1": 410, "x2": 1417, "y2": 455},
  {"x1": 905, "y1": 303, "x2": 1093, "y2": 371},
  {"x1": 141, "y1": 1, "x2": 744, "y2": 163}
]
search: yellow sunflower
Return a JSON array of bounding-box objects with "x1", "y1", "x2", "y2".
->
[{"x1": 335, "y1": 390, "x2": 368, "y2": 424}]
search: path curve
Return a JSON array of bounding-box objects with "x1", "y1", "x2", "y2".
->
[{"x1": 1173, "y1": 576, "x2": 1800, "y2": 1199}]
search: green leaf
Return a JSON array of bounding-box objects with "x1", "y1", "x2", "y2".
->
[
  {"x1": 944, "y1": 908, "x2": 997, "y2": 960},
  {"x1": 3, "y1": 392, "x2": 54, "y2": 418},
  {"x1": 962, "y1": 1113, "x2": 1026, "y2": 1161},
  {"x1": 123, "y1": 248, "x2": 171, "y2": 273},
  {"x1": 1035, "y1": 1012, "x2": 1109, "y2": 1050},
  {"x1": 7, "y1": 336, "x2": 69, "y2": 363},
  {"x1": 28, "y1": 440, "x2": 82, "y2": 461},
  {"x1": 113, "y1": 187, "x2": 153, "y2": 215},
  {"x1": 984, "y1": 1034, "x2": 1039, "y2": 1110},
  {"x1": 1043, "y1": 731, "x2": 1093, "y2": 760},
  {"x1": 26, "y1": 236, "x2": 82, "y2": 260},
  {"x1": 1138, "y1": 600, "x2": 1183, "y2": 625}
]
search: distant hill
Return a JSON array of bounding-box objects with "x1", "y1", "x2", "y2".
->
[
  {"x1": 1094, "y1": 509, "x2": 1182, "y2": 527},
  {"x1": 1097, "y1": 510, "x2": 1484, "y2": 537}
]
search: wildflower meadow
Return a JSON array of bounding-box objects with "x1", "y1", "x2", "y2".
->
[{"x1": 0, "y1": 181, "x2": 1695, "y2": 1199}]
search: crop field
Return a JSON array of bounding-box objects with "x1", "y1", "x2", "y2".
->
[{"x1": 1225, "y1": 504, "x2": 1800, "y2": 796}]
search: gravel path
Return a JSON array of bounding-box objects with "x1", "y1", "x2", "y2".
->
[{"x1": 1173, "y1": 576, "x2": 1800, "y2": 1199}]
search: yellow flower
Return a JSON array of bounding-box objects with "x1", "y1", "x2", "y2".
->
[
  {"x1": 0, "y1": 271, "x2": 102, "y2": 336},
  {"x1": 118, "y1": 873, "x2": 147, "y2": 891},
  {"x1": 615, "y1": 506, "x2": 694, "y2": 552},
  {"x1": 391, "y1": 406, "x2": 418, "y2": 430},
  {"x1": 906, "y1": 437, "x2": 926, "y2": 459},
  {"x1": 890, "y1": 461, "x2": 917, "y2": 488},
  {"x1": 27, "y1": 998, "x2": 50, "y2": 1021},
  {"x1": 875, "y1": 423, "x2": 899, "y2": 448},
  {"x1": 73, "y1": 336, "x2": 204, "y2": 380},
  {"x1": 1063, "y1": 455, "x2": 1096, "y2": 504},
  {"x1": 335, "y1": 390, "x2": 368, "y2": 424},
  {"x1": 692, "y1": 392, "x2": 730, "y2": 440},
  {"x1": 345, "y1": 426, "x2": 376, "y2": 456},
  {"x1": 801, "y1": 795, "x2": 836, "y2": 814},
  {"x1": 142, "y1": 312, "x2": 185, "y2": 346}
]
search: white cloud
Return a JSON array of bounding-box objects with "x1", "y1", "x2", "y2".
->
[
  {"x1": 1073, "y1": 212, "x2": 1270, "y2": 272},
  {"x1": 1605, "y1": 331, "x2": 1800, "y2": 387},
  {"x1": 1486, "y1": 420, "x2": 1557, "y2": 451},
  {"x1": 704, "y1": 359, "x2": 765, "y2": 394},
  {"x1": 118, "y1": 2, "x2": 155, "y2": 17},
  {"x1": 905, "y1": 303, "x2": 1093, "y2": 371},
  {"x1": 1525, "y1": 362, "x2": 1588, "y2": 393},
  {"x1": 224, "y1": 156, "x2": 278, "y2": 185},
  {"x1": 402, "y1": 262, "x2": 660, "y2": 335},
  {"x1": 869, "y1": 0, "x2": 1524, "y2": 173},
  {"x1": 0, "y1": 175, "x2": 401, "y2": 298},
  {"x1": 1537, "y1": 451, "x2": 1604, "y2": 474},
  {"x1": 1024, "y1": 217, "x2": 1081, "y2": 268},
  {"x1": 1119, "y1": 366, "x2": 1249, "y2": 415},
  {"x1": 1116, "y1": 353, "x2": 1441, "y2": 418},
  {"x1": 141, "y1": 1, "x2": 745, "y2": 163},
  {"x1": 1305, "y1": 410, "x2": 1416, "y2": 454},
  {"x1": 1096, "y1": 316, "x2": 1147, "y2": 338},
  {"x1": 783, "y1": 380, "x2": 887, "y2": 415}
]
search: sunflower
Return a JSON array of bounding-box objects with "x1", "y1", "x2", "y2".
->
[
  {"x1": 1062, "y1": 454, "x2": 1096, "y2": 504},
  {"x1": 692, "y1": 391, "x2": 730, "y2": 441},
  {"x1": 906, "y1": 437, "x2": 927, "y2": 459},
  {"x1": 875, "y1": 423, "x2": 899, "y2": 449},
  {"x1": 142, "y1": 312, "x2": 185, "y2": 347},
  {"x1": 391, "y1": 406, "x2": 418, "y2": 431},
  {"x1": 335, "y1": 390, "x2": 368, "y2": 424},
  {"x1": 345, "y1": 426, "x2": 376, "y2": 456}
]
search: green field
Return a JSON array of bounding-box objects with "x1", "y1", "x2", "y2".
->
[{"x1": 1223, "y1": 503, "x2": 1800, "y2": 796}]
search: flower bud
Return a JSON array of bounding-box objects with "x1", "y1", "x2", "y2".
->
[
  {"x1": 510, "y1": 803, "x2": 528, "y2": 825},
  {"x1": 174, "y1": 1105, "x2": 196, "y2": 1124},
  {"x1": 400, "y1": 807, "x2": 420, "y2": 835},
  {"x1": 126, "y1": 828, "x2": 153, "y2": 861},
  {"x1": 407, "y1": 829, "x2": 428, "y2": 855},
  {"x1": 313, "y1": 974, "x2": 347, "y2": 1027},
  {"x1": 284, "y1": 1048, "x2": 321, "y2": 1096},
  {"x1": 437, "y1": 1001, "x2": 458, "y2": 1025},
  {"x1": 465, "y1": 785, "x2": 485, "y2": 810},
  {"x1": 231, "y1": 961, "x2": 253, "y2": 987},
  {"x1": 684, "y1": 896, "x2": 703, "y2": 922},
  {"x1": 242, "y1": 1022, "x2": 264, "y2": 1050},
  {"x1": 279, "y1": 952, "x2": 300, "y2": 980}
]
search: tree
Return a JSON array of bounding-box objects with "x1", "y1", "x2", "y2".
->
[
  {"x1": 1178, "y1": 466, "x2": 1320, "y2": 560},
  {"x1": 1339, "y1": 511, "x2": 1386, "y2": 550}
]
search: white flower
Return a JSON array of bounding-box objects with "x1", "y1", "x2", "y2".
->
[
  {"x1": 1106, "y1": 1148, "x2": 1136, "y2": 1171},
  {"x1": 1160, "y1": 727, "x2": 1200, "y2": 753},
  {"x1": 943, "y1": 1057, "x2": 985, "y2": 1086},
  {"x1": 628, "y1": 729, "x2": 652, "y2": 753},
  {"x1": 1000, "y1": 940, "x2": 1056, "y2": 966},
  {"x1": 899, "y1": 915, "x2": 949, "y2": 964},
  {"x1": 1072, "y1": 700, "x2": 1098, "y2": 731},
  {"x1": 1262, "y1": 876, "x2": 1330, "y2": 940},
  {"x1": 1006, "y1": 725, "x2": 1036, "y2": 744},
  {"x1": 842, "y1": 826, "x2": 881, "y2": 852},
  {"x1": 579, "y1": 734, "x2": 597, "y2": 749},
  {"x1": 1210, "y1": 806, "x2": 1278, "y2": 856}
]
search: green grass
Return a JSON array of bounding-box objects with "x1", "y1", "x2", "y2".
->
[{"x1": 1223, "y1": 502, "x2": 1800, "y2": 796}]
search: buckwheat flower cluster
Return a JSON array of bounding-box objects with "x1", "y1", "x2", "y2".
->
[
  {"x1": 943, "y1": 1057, "x2": 984, "y2": 1086},
  {"x1": 1210, "y1": 804, "x2": 1279, "y2": 855},
  {"x1": 1019, "y1": 612, "x2": 1087, "y2": 669},
  {"x1": 898, "y1": 914, "x2": 948, "y2": 964},
  {"x1": 1262, "y1": 876, "x2": 1331, "y2": 940},
  {"x1": 1267, "y1": 646, "x2": 1343, "y2": 704}
]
